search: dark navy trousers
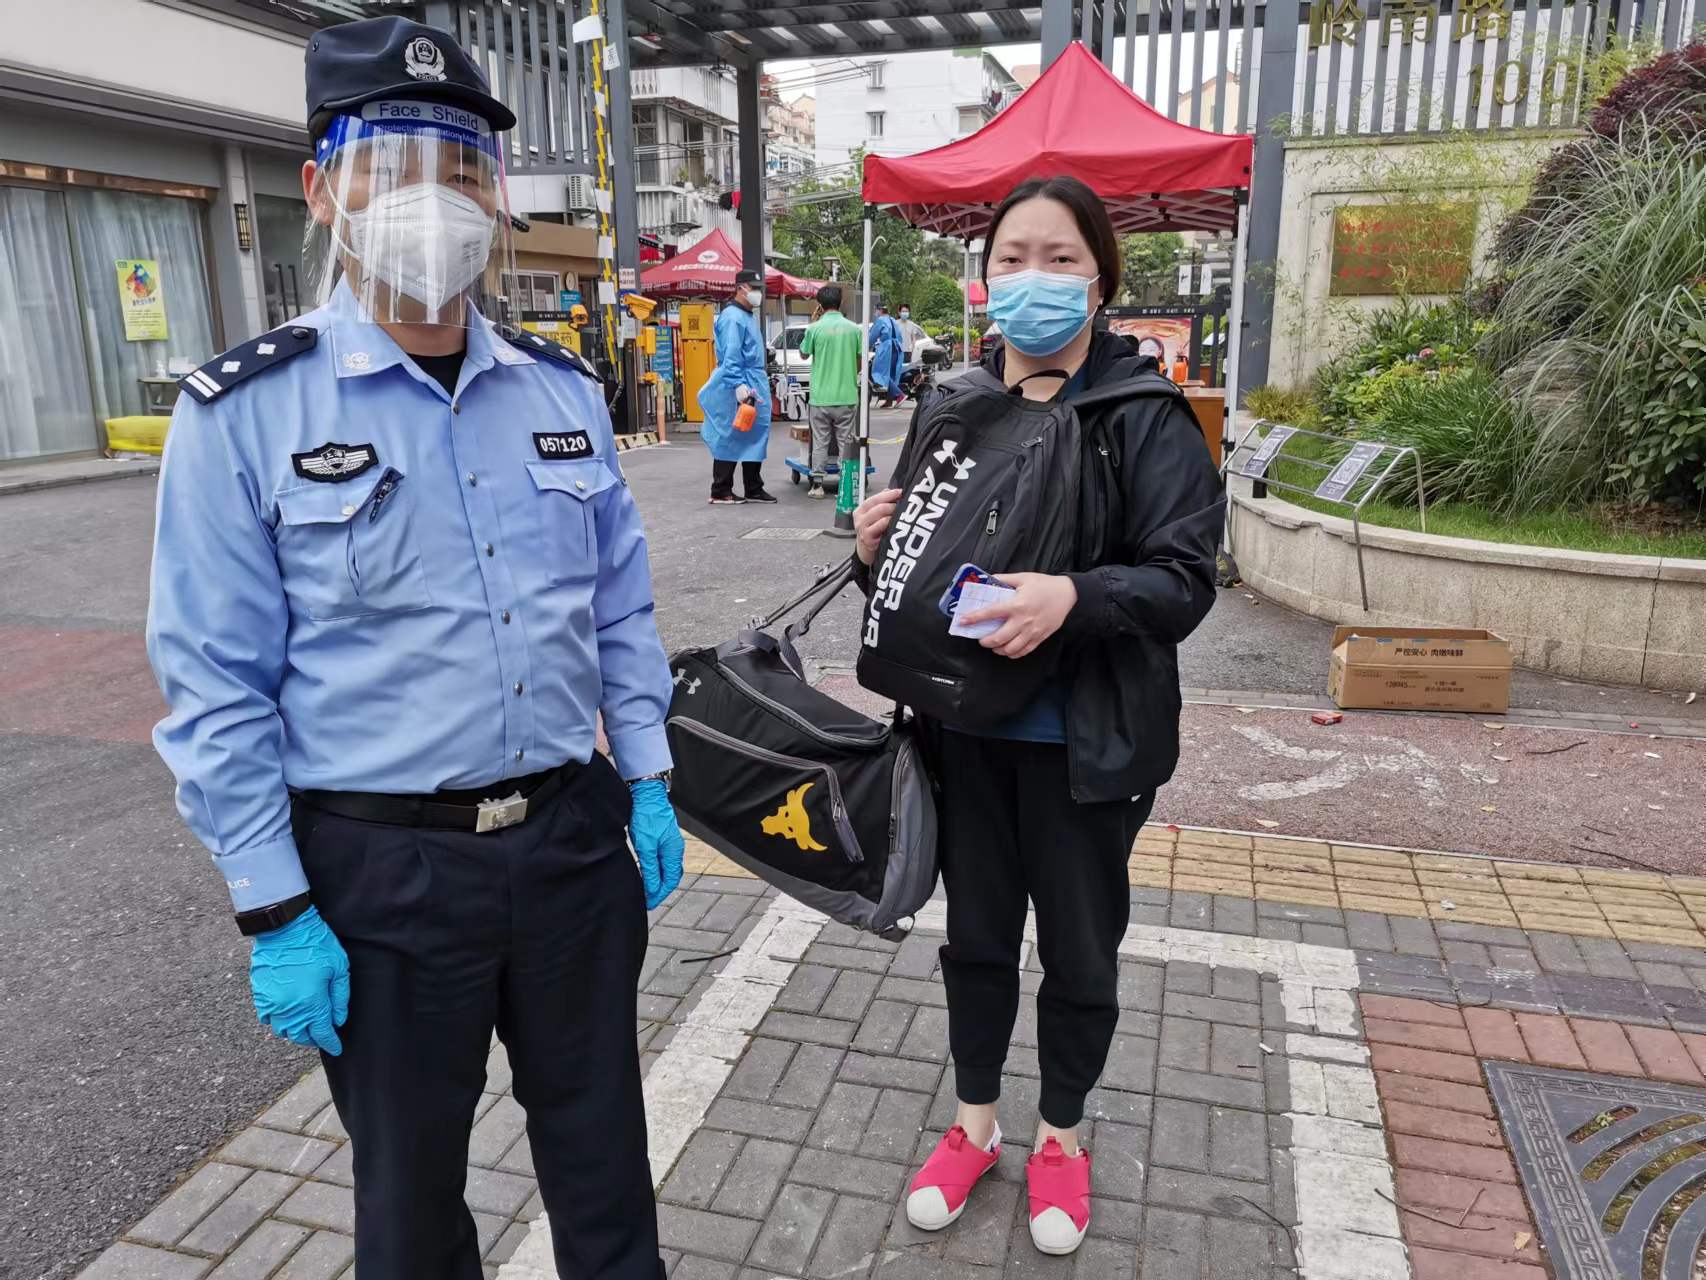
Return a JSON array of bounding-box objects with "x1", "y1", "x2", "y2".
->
[{"x1": 292, "y1": 754, "x2": 662, "y2": 1279}]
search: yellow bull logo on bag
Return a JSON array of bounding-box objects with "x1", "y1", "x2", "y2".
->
[{"x1": 762, "y1": 783, "x2": 828, "y2": 852}]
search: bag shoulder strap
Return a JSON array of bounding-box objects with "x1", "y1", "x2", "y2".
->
[{"x1": 1066, "y1": 367, "x2": 1186, "y2": 414}]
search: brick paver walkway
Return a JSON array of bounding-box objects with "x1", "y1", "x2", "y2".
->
[{"x1": 76, "y1": 827, "x2": 1706, "y2": 1280}]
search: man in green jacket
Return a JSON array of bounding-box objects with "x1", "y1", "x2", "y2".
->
[{"x1": 798, "y1": 284, "x2": 862, "y2": 497}]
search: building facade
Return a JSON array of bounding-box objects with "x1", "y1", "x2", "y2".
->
[
  {"x1": 0, "y1": 0, "x2": 611, "y2": 463},
  {"x1": 766, "y1": 92, "x2": 816, "y2": 181},
  {"x1": 813, "y1": 50, "x2": 1021, "y2": 170},
  {"x1": 0, "y1": 0, "x2": 339, "y2": 461}
]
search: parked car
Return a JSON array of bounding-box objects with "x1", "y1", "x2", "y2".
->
[{"x1": 769, "y1": 324, "x2": 811, "y2": 421}]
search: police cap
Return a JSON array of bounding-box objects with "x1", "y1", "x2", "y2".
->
[{"x1": 305, "y1": 16, "x2": 516, "y2": 139}]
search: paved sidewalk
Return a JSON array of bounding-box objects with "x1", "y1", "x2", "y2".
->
[
  {"x1": 79, "y1": 826, "x2": 1706, "y2": 1280},
  {"x1": 0, "y1": 455, "x2": 159, "y2": 496}
]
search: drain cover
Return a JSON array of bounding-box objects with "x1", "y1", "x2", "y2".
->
[
  {"x1": 739, "y1": 527, "x2": 823, "y2": 541},
  {"x1": 1487, "y1": 1061, "x2": 1706, "y2": 1280}
]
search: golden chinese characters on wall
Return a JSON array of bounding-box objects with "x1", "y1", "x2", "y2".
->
[
  {"x1": 1308, "y1": 0, "x2": 1512, "y2": 47},
  {"x1": 1329, "y1": 203, "x2": 1477, "y2": 296}
]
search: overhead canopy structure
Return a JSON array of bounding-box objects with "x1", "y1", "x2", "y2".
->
[
  {"x1": 639, "y1": 228, "x2": 824, "y2": 300},
  {"x1": 862, "y1": 41, "x2": 1252, "y2": 239}
]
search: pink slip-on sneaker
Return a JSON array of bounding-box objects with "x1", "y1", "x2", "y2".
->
[
  {"x1": 905, "y1": 1125, "x2": 1000, "y2": 1230},
  {"x1": 1026, "y1": 1137, "x2": 1091, "y2": 1254}
]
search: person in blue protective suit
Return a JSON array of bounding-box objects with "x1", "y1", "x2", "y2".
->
[
  {"x1": 868, "y1": 302, "x2": 903, "y2": 406},
  {"x1": 144, "y1": 17, "x2": 683, "y2": 1280},
  {"x1": 697, "y1": 267, "x2": 776, "y2": 504}
]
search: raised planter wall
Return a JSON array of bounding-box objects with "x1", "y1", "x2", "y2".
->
[{"x1": 1227, "y1": 479, "x2": 1706, "y2": 689}]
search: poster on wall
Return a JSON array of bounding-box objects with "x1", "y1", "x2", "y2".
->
[
  {"x1": 116, "y1": 259, "x2": 169, "y2": 342},
  {"x1": 1105, "y1": 312, "x2": 1193, "y2": 371},
  {"x1": 1329, "y1": 203, "x2": 1476, "y2": 296}
]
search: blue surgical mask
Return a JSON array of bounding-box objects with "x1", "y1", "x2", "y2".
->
[{"x1": 986, "y1": 269, "x2": 1094, "y2": 356}]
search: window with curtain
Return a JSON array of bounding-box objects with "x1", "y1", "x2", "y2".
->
[
  {"x1": 67, "y1": 188, "x2": 217, "y2": 422},
  {"x1": 0, "y1": 186, "x2": 97, "y2": 460}
]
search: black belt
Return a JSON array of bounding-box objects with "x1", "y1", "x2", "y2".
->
[{"x1": 293, "y1": 761, "x2": 578, "y2": 833}]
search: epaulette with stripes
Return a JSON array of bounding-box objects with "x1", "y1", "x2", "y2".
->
[
  {"x1": 500, "y1": 325, "x2": 601, "y2": 381},
  {"x1": 178, "y1": 324, "x2": 318, "y2": 404}
]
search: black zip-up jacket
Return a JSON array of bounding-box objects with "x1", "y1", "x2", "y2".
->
[{"x1": 859, "y1": 331, "x2": 1225, "y2": 803}]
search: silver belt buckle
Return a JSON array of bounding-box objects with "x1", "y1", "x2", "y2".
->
[{"x1": 475, "y1": 791, "x2": 529, "y2": 833}]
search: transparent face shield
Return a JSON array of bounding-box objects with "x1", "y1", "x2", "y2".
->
[{"x1": 302, "y1": 102, "x2": 517, "y2": 329}]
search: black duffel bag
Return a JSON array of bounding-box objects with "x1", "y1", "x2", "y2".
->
[{"x1": 665, "y1": 561, "x2": 937, "y2": 938}]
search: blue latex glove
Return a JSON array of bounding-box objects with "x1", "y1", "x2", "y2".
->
[
  {"x1": 250, "y1": 906, "x2": 351, "y2": 1056},
  {"x1": 629, "y1": 778, "x2": 686, "y2": 911}
]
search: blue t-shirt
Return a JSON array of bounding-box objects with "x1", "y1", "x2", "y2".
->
[{"x1": 948, "y1": 367, "x2": 1086, "y2": 744}]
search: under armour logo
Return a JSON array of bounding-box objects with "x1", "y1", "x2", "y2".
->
[
  {"x1": 673, "y1": 669, "x2": 702, "y2": 695},
  {"x1": 933, "y1": 440, "x2": 976, "y2": 482}
]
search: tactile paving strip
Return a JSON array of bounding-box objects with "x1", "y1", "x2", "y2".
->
[{"x1": 1488, "y1": 1061, "x2": 1706, "y2": 1280}]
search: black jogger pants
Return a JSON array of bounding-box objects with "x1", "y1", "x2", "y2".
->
[{"x1": 934, "y1": 731, "x2": 1153, "y2": 1129}]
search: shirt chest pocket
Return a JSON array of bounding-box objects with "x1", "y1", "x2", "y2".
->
[
  {"x1": 526, "y1": 458, "x2": 619, "y2": 586},
  {"x1": 274, "y1": 472, "x2": 431, "y2": 621}
]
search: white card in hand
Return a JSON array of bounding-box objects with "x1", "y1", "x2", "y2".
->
[{"x1": 949, "y1": 581, "x2": 1015, "y2": 639}]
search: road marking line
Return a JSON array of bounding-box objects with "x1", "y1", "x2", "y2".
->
[{"x1": 498, "y1": 892, "x2": 823, "y2": 1279}]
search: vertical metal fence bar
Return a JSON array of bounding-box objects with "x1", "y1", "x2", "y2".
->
[
  {"x1": 1661, "y1": 0, "x2": 1684, "y2": 44},
  {"x1": 1415, "y1": 2, "x2": 1441, "y2": 128},
  {"x1": 567, "y1": 1, "x2": 585, "y2": 165},
  {"x1": 1322, "y1": 3, "x2": 1345, "y2": 131},
  {"x1": 1147, "y1": 0, "x2": 1164, "y2": 104},
  {"x1": 1370, "y1": 0, "x2": 1393, "y2": 131},
  {"x1": 543, "y1": 0, "x2": 561, "y2": 165},
  {"x1": 456, "y1": 1, "x2": 471, "y2": 50},
  {"x1": 1346, "y1": 0, "x2": 1370, "y2": 129},
  {"x1": 1512, "y1": 0, "x2": 1541, "y2": 127},
  {"x1": 1124, "y1": 0, "x2": 1141, "y2": 85},
  {"x1": 1216, "y1": 0, "x2": 1234, "y2": 128},
  {"x1": 490, "y1": 3, "x2": 511, "y2": 168},
  {"x1": 1396, "y1": 17, "x2": 1417, "y2": 130},
  {"x1": 1490, "y1": 0, "x2": 1514, "y2": 128},
  {"x1": 1537, "y1": 0, "x2": 1566, "y2": 126},
  {"x1": 512, "y1": 0, "x2": 532, "y2": 166},
  {"x1": 1101, "y1": 0, "x2": 1120, "y2": 63},
  {"x1": 1082, "y1": 0, "x2": 1098, "y2": 43},
  {"x1": 1238, "y1": 0, "x2": 1257, "y2": 131},
  {"x1": 1169, "y1": 0, "x2": 1185, "y2": 117},
  {"x1": 1439, "y1": 0, "x2": 1465, "y2": 126},
  {"x1": 1303, "y1": 15, "x2": 1322, "y2": 132},
  {"x1": 1191, "y1": 0, "x2": 1207, "y2": 124}
]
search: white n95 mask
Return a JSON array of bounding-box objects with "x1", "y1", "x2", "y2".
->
[{"x1": 343, "y1": 184, "x2": 496, "y2": 313}]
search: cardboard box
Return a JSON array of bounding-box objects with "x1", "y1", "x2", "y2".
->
[{"x1": 1328, "y1": 626, "x2": 1512, "y2": 713}]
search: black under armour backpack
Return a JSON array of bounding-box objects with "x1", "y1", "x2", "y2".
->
[
  {"x1": 665, "y1": 562, "x2": 938, "y2": 938},
  {"x1": 855, "y1": 363, "x2": 1179, "y2": 731}
]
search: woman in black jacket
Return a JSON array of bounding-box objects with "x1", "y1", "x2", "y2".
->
[{"x1": 853, "y1": 176, "x2": 1224, "y2": 1256}]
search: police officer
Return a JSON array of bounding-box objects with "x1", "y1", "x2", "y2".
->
[{"x1": 146, "y1": 17, "x2": 683, "y2": 1279}]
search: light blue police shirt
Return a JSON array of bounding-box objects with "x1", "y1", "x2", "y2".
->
[{"x1": 146, "y1": 283, "x2": 673, "y2": 911}]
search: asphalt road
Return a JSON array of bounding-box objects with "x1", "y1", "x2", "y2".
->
[{"x1": 2, "y1": 414, "x2": 1702, "y2": 1279}]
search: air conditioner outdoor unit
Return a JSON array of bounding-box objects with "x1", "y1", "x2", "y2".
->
[{"x1": 566, "y1": 174, "x2": 599, "y2": 214}]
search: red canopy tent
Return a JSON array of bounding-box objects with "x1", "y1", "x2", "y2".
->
[
  {"x1": 640, "y1": 228, "x2": 824, "y2": 300},
  {"x1": 851, "y1": 41, "x2": 1256, "y2": 497},
  {"x1": 862, "y1": 40, "x2": 1252, "y2": 239}
]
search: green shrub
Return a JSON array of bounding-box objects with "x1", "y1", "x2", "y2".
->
[
  {"x1": 1613, "y1": 287, "x2": 1706, "y2": 499},
  {"x1": 1357, "y1": 365, "x2": 1536, "y2": 511},
  {"x1": 1315, "y1": 298, "x2": 1483, "y2": 425},
  {"x1": 1244, "y1": 384, "x2": 1321, "y2": 426},
  {"x1": 1483, "y1": 130, "x2": 1706, "y2": 505}
]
